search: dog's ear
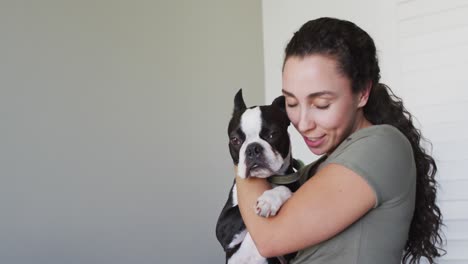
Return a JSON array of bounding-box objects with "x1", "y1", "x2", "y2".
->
[
  {"x1": 272, "y1": 95, "x2": 290, "y2": 126},
  {"x1": 272, "y1": 95, "x2": 286, "y2": 112},
  {"x1": 233, "y1": 89, "x2": 247, "y2": 114}
]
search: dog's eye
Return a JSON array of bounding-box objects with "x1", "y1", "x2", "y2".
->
[
  {"x1": 230, "y1": 137, "x2": 241, "y2": 146},
  {"x1": 268, "y1": 132, "x2": 277, "y2": 139}
]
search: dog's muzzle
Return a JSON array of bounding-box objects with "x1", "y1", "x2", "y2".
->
[{"x1": 245, "y1": 142, "x2": 268, "y2": 175}]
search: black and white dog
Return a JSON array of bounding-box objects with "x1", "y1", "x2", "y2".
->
[{"x1": 216, "y1": 89, "x2": 301, "y2": 264}]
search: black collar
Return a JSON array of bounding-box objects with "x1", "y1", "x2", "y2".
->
[{"x1": 267, "y1": 159, "x2": 304, "y2": 185}]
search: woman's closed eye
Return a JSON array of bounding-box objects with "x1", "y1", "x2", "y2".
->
[
  {"x1": 315, "y1": 104, "x2": 330, "y2": 110},
  {"x1": 285, "y1": 99, "x2": 298, "y2": 108}
]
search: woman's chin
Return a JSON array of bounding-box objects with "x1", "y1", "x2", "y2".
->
[{"x1": 308, "y1": 146, "x2": 327, "y2": 156}]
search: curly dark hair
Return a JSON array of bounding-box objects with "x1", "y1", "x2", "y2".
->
[{"x1": 283, "y1": 17, "x2": 444, "y2": 263}]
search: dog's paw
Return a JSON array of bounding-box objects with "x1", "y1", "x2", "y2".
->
[{"x1": 255, "y1": 186, "x2": 292, "y2": 218}]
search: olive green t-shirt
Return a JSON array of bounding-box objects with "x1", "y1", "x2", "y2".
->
[{"x1": 291, "y1": 124, "x2": 416, "y2": 264}]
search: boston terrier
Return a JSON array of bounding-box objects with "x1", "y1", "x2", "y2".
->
[{"x1": 216, "y1": 89, "x2": 302, "y2": 264}]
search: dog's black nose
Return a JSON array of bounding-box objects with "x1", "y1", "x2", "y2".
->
[{"x1": 246, "y1": 143, "x2": 263, "y2": 159}]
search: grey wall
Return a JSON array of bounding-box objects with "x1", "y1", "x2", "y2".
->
[{"x1": 0, "y1": 1, "x2": 264, "y2": 263}]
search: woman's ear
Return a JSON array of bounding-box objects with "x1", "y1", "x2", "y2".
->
[{"x1": 357, "y1": 81, "x2": 372, "y2": 108}]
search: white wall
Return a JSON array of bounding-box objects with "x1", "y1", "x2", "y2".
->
[
  {"x1": 0, "y1": 1, "x2": 264, "y2": 263},
  {"x1": 395, "y1": 1, "x2": 468, "y2": 262},
  {"x1": 262, "y1": 0, "x2": 468, "y2": 262}
]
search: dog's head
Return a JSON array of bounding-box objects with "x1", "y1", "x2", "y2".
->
[{"x1": 228, "y1": 89, "x2": 291, "y2": 178}]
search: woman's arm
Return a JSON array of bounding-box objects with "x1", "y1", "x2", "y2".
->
[{"x1": 235, "y1": 163, "x2": 376, "y2": 257}]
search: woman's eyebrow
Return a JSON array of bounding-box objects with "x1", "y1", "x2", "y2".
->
[
  {"x1": 282, "y1": 89, "x2": 336, "y2": 99},
  {"x1": 282, "y1": 89, "x2": 294, "y2": 97},
  {"x1": 307, "y1": 91, "x2": 336, "y2": 99}
]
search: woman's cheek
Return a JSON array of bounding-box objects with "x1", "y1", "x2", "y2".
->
[
  {"x1": 286, "y1": 107, "x2": 299, "y2": 127},
  {"x1": 315, "y1": 107, "x2": 341, "y2": 129}
]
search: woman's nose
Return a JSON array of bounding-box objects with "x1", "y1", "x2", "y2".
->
[{"x1": 297, "y1": 108, "x2": 315, "y2": 134}]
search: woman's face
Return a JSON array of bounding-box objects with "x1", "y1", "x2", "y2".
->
[{"x1": 282, "y1": 55, "x2": 370, "y2": 155}]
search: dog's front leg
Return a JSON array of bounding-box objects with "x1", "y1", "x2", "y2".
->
[
  {"x1": 255, "y1": 186, "x2": 292, "y2": 217},
  {"x1": 228, "y1": 232, "x2": 267, "y2": 264}
]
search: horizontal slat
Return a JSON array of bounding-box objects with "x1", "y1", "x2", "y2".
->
[
  {"x1": 422, "y1": 123, "x2": 468, "y2": 143},
  {"x1": 397, "y1": 0, "x2": 468, "y2": 21},
  {"x1": 439, "y1": 201, "x2": 468, "y2": 220},
  {"x1": 399, "y1": 65, "x2": 468, "y2": 108},
  {"x1": 398, "y1": 5, "x2": 468, "y2": 38},
  {"x1": 435, "y1": 159, "x2": 468, "y2": 180},
  {"x1": 443, "y1": 220, "x2": 468, "y2": 240},
  {"x1": 402, "y1": 89, "x2": 468, "y2": 110},
  {"x1": 439, "y1": 180, "x2": 468, "y2": 201},
  {"x1": 437, "y1": 160, "x2": 468, "y2": 181},
  {"x1": 432, "y1": 140, "x2": 468, "y2": 161},
  {"x1": 408, "y1": 102, "x2": 468, "y2": 126},
  {"x1": 399, "y1": 25, "x2": 468, "y2": 55},
  {"x1": 397, "y1": 0, "x2": 414, "y2": 4},
  {"x1": 439, "y1": 260, "x2": 468, "y2": 264},
  {"x1": 442, "y1": 239, "x2": 468, "y2": 260},
  {"x1": 400, "y1": 63, "x2": 468, "y2": 90},
  {"x1": 400, "y1": 44, "x2": 468, "y2": 73}
]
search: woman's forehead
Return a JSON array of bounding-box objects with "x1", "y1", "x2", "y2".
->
[{"x1": 282, "y1": 55, "x2": 351, "y2": 97}]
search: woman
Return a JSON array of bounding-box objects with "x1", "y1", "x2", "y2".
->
[{"x1": 235, "y1": 17, "x2": 444, "y2": 264}]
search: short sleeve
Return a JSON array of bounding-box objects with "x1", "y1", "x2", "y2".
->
[{"x1": 327, "y1": 125, "x2": 416, "y2": 207}]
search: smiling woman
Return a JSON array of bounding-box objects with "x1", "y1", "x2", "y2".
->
[{"x1": 235, "y1": 17, "x2": 444, "y2": 264}]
